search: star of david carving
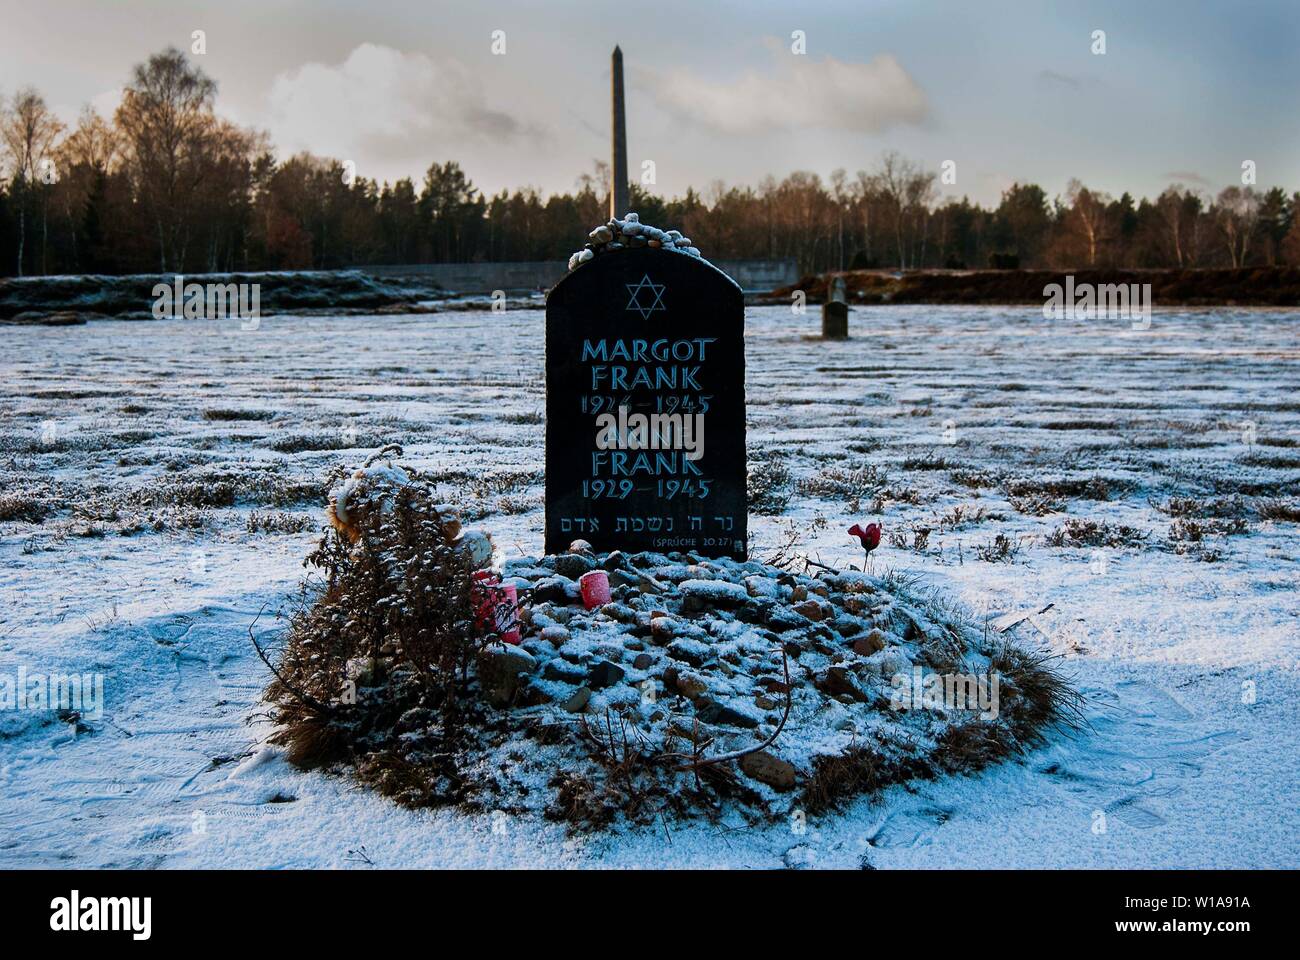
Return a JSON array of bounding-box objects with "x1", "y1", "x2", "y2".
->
[{"x1": 625, "y1": 274, "x2": 667, "y2": 319}]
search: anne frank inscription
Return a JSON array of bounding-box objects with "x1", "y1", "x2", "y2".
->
[{"x1": 545, "y1": 246, "x2": 746, "y2": 558}]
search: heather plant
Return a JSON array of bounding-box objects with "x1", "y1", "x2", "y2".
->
[{"x1": 258, "y1": 451, "x2": 497, "y2": 771}]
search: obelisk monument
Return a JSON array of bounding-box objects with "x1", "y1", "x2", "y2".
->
[{"x1": 610, "y1": 45, "x2": 629, "y2": 219}]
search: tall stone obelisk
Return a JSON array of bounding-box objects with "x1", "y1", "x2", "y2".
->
[{"x1": 610, "y1": 45, "x2": 629, "y2": 220}]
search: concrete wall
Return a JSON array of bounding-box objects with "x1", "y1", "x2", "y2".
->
[
  {"x1": 715, "y1": 259, "x2": 801, "y2": 294},
  {"x1": 358, "y1": 258, "x2": 798, "y2": 295}
]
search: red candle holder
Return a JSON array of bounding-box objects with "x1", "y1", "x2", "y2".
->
[
  {"x1": 579, "y1": 570, "x2": 611, "y2": 610},
  {"x1": 473, "y1": 572, "x2": 520, "y2": 644}
]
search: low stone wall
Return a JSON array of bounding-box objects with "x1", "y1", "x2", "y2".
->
[{"x1": 359, "y1": 259, "x2": 799, "y2": 295}]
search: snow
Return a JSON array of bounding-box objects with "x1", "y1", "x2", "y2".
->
[
  {"x1": 678, "y1": 578, "x2": 750, "y2": 603},
  {"x1": 329, "y1": 463, "x2": 410, "y2": 524},
  {"x1": 0, "y1": 304, "x2": 1297, "y2": 868}
]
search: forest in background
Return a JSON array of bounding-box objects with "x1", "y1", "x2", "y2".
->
[{"x1": 3, "y1": 47, "x2": 1299, "y2": 278}]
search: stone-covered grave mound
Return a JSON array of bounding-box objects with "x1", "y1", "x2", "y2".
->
[
  {"x1": 260, "y1": 456, "x2": 1078, "y2": 830},
  {"x1": 475, "y1": 549, "x2": 1076, "y2": 822}
]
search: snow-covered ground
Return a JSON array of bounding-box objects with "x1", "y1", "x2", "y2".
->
[{"x1": 1, "y1": 304, "x2": 1296, "y2": 869}]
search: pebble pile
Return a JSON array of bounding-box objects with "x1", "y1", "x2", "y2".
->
[
  {"x1": 567, "y1": 212, "x2": 706, "y2": 272},
  {"x1": 475, "y1": 541, "x2": 1001, "y2": 797}
]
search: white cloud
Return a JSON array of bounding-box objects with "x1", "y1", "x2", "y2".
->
[
  {"x1": 264, "y1": 43, "x2": 530, "y2": 176},
  {"x1": 645, "y1": 47, "x2": 928, "y2": 135}
]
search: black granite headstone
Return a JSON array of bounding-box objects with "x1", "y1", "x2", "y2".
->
[{"x1": 545, "y1": 246, "x2": 746, "y2": 558}]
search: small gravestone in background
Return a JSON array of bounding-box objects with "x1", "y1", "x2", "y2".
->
[
  {"x1": 822, "y1": 274, "x2": 848, "y2": 338},
  {"x1": 545, "y1": 246, "x2": 747, "y2": 559}
]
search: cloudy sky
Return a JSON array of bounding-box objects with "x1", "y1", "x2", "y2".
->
[{"x1": 2, "y1": 0, "x2": 1297, "y2": 205}]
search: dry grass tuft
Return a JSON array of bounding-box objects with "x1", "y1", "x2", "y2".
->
[
  {"x1": 796, "y1": 462, "x2": 887, "y2": 511},
  {"x1": 976, "y1": 532, "x2": 1021, "y2": 562},
  {"x1": 1258, "y1": 499, "x2": 1300, "y2": 522},
  {"x1": 1045, "y1": 518, "x2": 1147, "y2": 548},
  {"x1": 748, "y1": 454, "x2": 793, "y2": 514}
]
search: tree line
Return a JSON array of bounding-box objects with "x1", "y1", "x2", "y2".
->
[{"x1": 3, "y1": 47, "x2": 1298, "y2": 278}]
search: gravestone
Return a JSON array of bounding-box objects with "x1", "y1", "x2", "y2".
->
[
  {"x1": 545, "y1": 246, "x2": 747, "y2": 559},
  {"x1": 822, "y1": 275, "x2": 848, "y2": 338}
]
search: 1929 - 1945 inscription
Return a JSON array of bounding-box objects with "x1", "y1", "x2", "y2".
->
[{"x1": 545, "y1": 246, "x2": 746, "y2": 558}]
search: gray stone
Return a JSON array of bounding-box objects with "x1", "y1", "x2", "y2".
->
[
  {"x1": 601, "y1": 602, "x2": 638, "y2": 623},
  {"x1": 587, "y1": 659, "x2": 626, "y2": 690},
  {"x1": 562, "y1": 686, "x2": 592, "y2": 713},
  {"x1": 539, "y1": 625, "x2": 570, "y2": 646},
  {"x1": 532, "y1": 575, "x2": 577, "y2": 605},
  {"x1": 543, "y1": 659, "x2": 587, "y2": 683},
  {"x1": 608, "y1": 569, "x2": 639, "y2": 589},
  {"x1": 816, "y1": 666, "x2": 872, "y2": 704},
  {"x1": 740, "y1": 750, "x2": 798, "y2": 791},
  {"x1": 636, "y1": 572, "x2": 667, "y2": 594},
  {"x1": 768, "y1": 608, "x2": 808, "y2": 631},
  {"x1": 553, "y1": 553, "x2": 597, "y2": 579},
  {"x1": 475, "y1": 644, "x2": 536, "y2": 708},
  {"x1": 666, "y1": 638, "x2": 709, "y2": 667},
  {"x1": 694, "y1": 698, "x2": 759, "y2": 729}
]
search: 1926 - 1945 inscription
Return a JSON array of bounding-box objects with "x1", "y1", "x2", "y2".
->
[{"x1": 545, "y1": 246, "x2": 746, "y2": 558}]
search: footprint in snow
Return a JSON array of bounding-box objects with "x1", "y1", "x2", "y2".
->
[
  {"x1": 1038, "y1": 679, "x2": 1247, "y2": 831},
  {"x1": 864, "y1": 805, "x2": 955, "y2": 849}
]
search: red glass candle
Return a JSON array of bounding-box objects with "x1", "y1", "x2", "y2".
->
[
  {"x1": 472, "y1": 572, "x2": 520, "y2": 644},
  {"x1": 496, "y1": 582, "x2": 521, "y2": 644},
  {"x1": 579, "y1": 570, "x2": 611, "y2": 610}
]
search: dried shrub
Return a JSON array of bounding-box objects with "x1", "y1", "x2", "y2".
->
[
  {"x1": 1009, "y1": 492, "x2": 1064, "y2": 516},
  {"x1": 0, "y1": 489, "x2": 53, "y2": 523},
  {"x1": 1242, "y1": 452, "x2": 1300, "y2": 470},
  {"x1": 887, "y1": 525, "x2": 931, "y2": 551},
  {"x1": 1168, "y1": 517, "x2": 1248, "y2": 541},
  {"x1": 902, "y1": 455, "x2": 951, "y2": 471},
  {"x1": 246, "y1": 511, "x2": 318, "y2": 534},
  {"x1": 130, "y1": 476, "x2": 237, "y2": 509},
  {"x1": 796, "y1": 462, "x2": 886, "y2": 510},
  {"x1": 1045, "y1": 518, "x2": 1147, "y2": 548},
  {"x1": 950, "y1": 468, "x2": 1001, "y2": 489},
  {"x1": 976, "y1": 533, "x2": 1021, "y2": 562},
  {"x1": 467, "y1": 470, "x2": 541, "y2": 499},
  {"x1": 937, "y1": 504, "x2": 1002, "y2": 530},
  {"x1": 1259, "y1": 499, "x2": 1300, "y2": 522},
  {"x1": 1004, "y1": 475, "x2": 1120, "y2": 501},
  {"x1": 1154, "y1": 496, "x2": 1244, "y2": 519},
  {"x1": 270, "y1": 431, "x2": 383, "y2": 453},
  {"x1": 202, "y1": 408, "x2": 276, "y2": 422},
  {"x1": 987, "y1": 643, "x2": 1086, "y2": 746},
  {"x1": 748, "y1": 454, "x2": 792, "y2": 514},
  {"x1": 261, "y1": 462, "x2": 494, "y2": 773}
]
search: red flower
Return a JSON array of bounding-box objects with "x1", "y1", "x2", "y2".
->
[{"x1": 848, "y1": 522, "x2": 882, "y2": 553}]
